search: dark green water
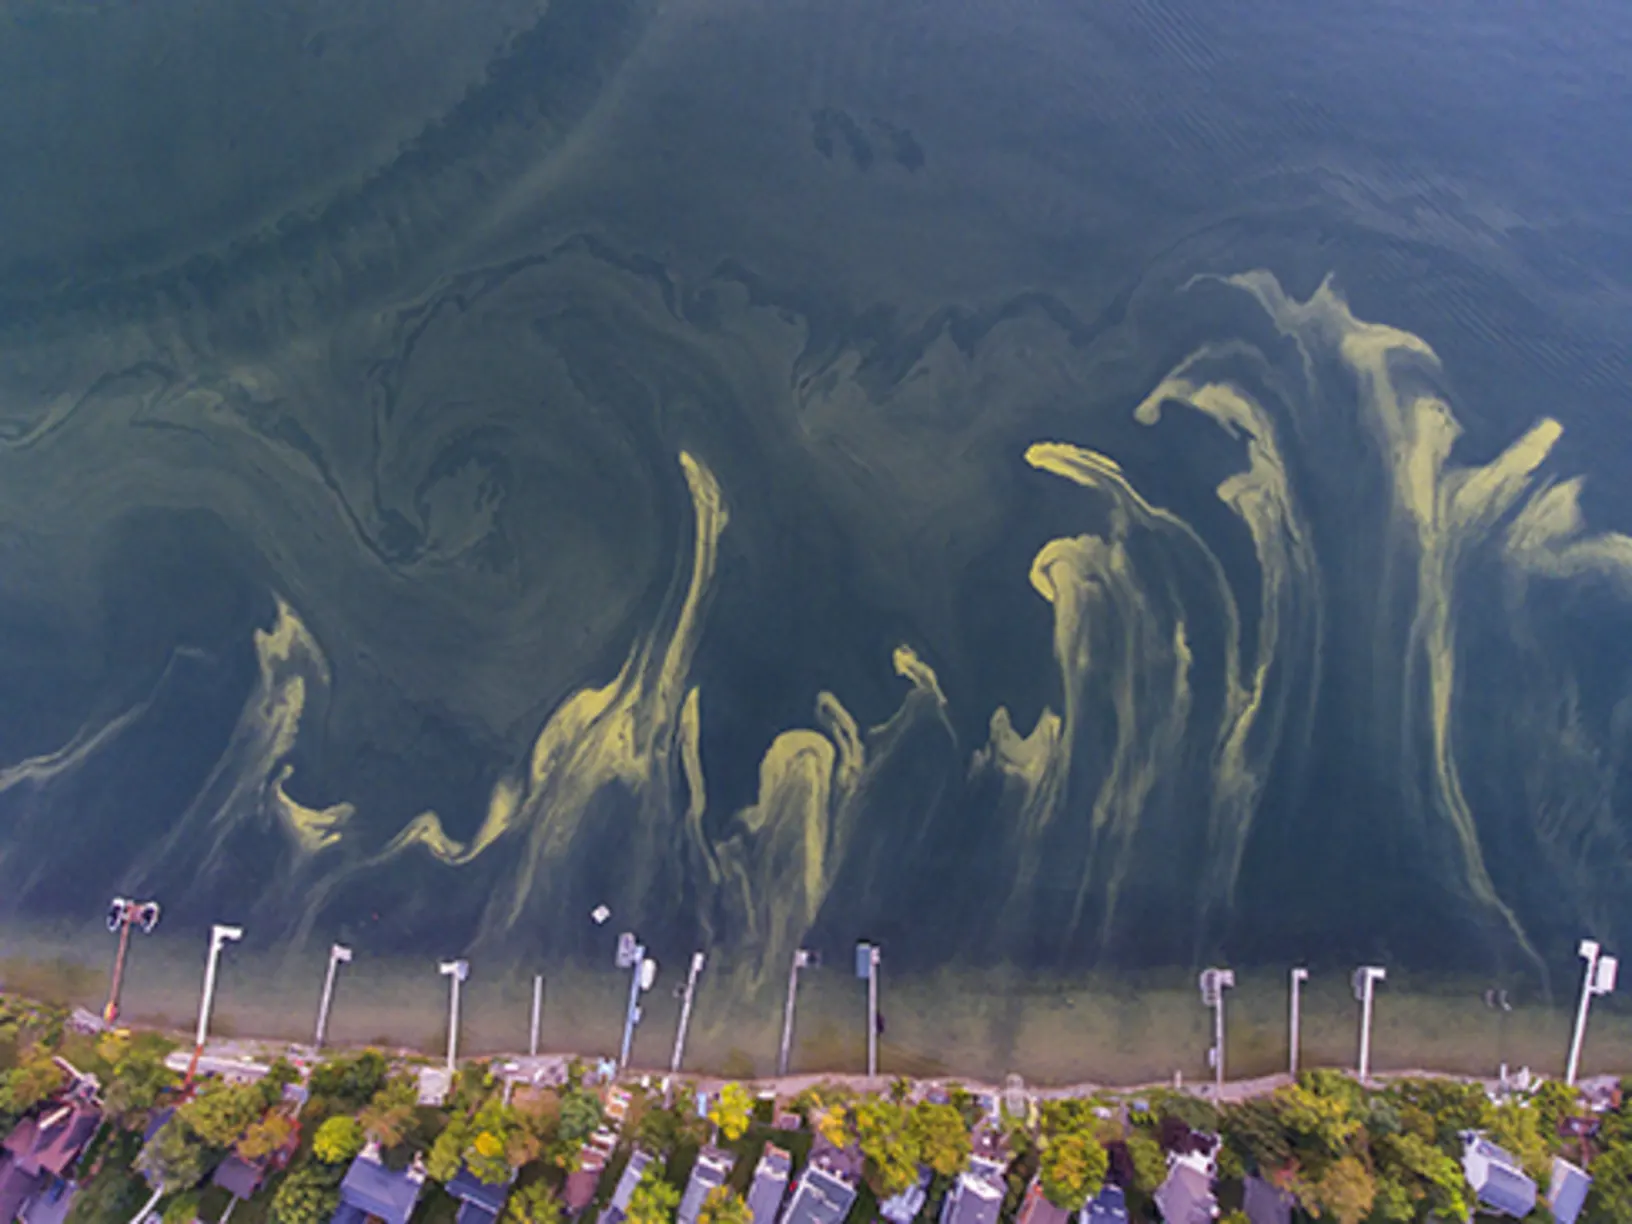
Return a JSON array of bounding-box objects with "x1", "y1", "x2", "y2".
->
[{"x1": 0, "y1": 0, "x2": 1631, "y2": 1058}]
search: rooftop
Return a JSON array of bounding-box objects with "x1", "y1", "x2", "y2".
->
[
  {"x1": 1461, "y1": 1135, "x2": 1537, "y2": 1219},
  {"x1": 333, "y1": 1148, "x2": 425, "y2": 1224},
  {"x1": 1080, "y1": 1185, "x2": 1128, "y2": 1224},
  {"x1": 678, "y1": 1147, "x2": 734, "y2": 1224},
  {"x1": 746, "y1": 1144, "x2": 791, "y2": 1224},
  {"x1": 1153, "y1": 1162, "x2": 1214, "y2": 1224}
]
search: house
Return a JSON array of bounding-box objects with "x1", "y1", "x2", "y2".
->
[
  {"x1": 746, "y1": 1145, "x2": 792, "y2": 1224},
  {"x1": 212, "y1": 1154, "x2": 267, "y2": 1204},
  {"x1": 679, "y1": 1147, "x2": 735, "y2": 1224},
  {"x1": 1549, "y1": 1157, "x2": 1592, "y2": 1224},
  {"x1": 447, "y1": 1164, "x2": 514, "y2": 1224},
  {"x1": 1241, "y1": 1175, "x2": 1291, "y2": 1224},
  {"x1": 1079, "y1": 1185, "x2": 1129, "y2": 1224},
  {"x1": 1460, "y1": 1133, "x2": 1536, "y2": 1219},
  {"x1": 879, "y1": 1167, "x2": 930, "y2": 1224},
  {"x1": 780, "y1": 1135, "x2": 861, "y2": 1224},
  {"x1": 939, "y1": 1125, "x2": 1008, "y2": 1224},
  {"x1": 1015, "y1": 1178, "x2": 1069, "y2": 1224},
  {"x1": 0, "y1": 1093, "x2": 103, "y2": 1224},
  {"x1": 598, "y1": 1149, "x2": 654, "y2": 1224},
  {"x1": 1153, "y1": 1164, "x2": 1214, "y2": 1224},
  {"x1": 330, "y1": 1143, "x2": 427, "y2": 1224},
  {"x1": 564, "y1": 1129, "x2": 619, "y2": 1218}
]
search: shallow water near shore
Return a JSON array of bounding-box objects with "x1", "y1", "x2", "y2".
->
[{"x1": 7, "y1": 921, "x2": 1630, "y2": 1088}]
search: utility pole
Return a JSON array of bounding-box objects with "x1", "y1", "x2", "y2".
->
[
  {"x1": 670, "y1": 952, "x2": 706, "y2": 1074},
  {"x1": 529, "y1": 974, "x2": 544, "y2": 1058},
  {"x1": 1289, "y1": 967, "x2": 1309, "y2": 1076},
  {"x1": 856, "y1": 942, "x2": 881, "y2": 1079},
  {"x1": 1353, "y1": 966, "x2": 1387, "y2": 1082},
  {"x1": 778, "y1": 948, "x2": 813, "y2": 1076},
  {"x1": 1567, "y1": 939, "x2": 1618, "y2": 1086},
  {"x1": 313, "y1": 944, "x2": 352, "y2": 1049},
  {"x1": 103, "y1": 898, "x2": 160, "y2": 1027},
  {"x1": 186, "y1": 924, "x2": 244, "y2": 1084},
  {"x1": 439, "y1": 959, "x2": 470, "y2": 1073},
  {"x1": 1199, "y1": 968, "x2": 1235, "y2": 1095}
]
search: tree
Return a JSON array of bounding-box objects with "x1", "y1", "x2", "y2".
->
[
  {"x1": 0, "y1": 1051, "x2": 64, "y2": 1121},
  {"x1": 1038, "y1": 1132, "x2": 1108, "y2": 1210},
  {"x1": 161, "y1": 1190, "x2": 200, "y2": 1224},
  {"x1": 851, "y1": 1098, "x2": 920, "y2": 1197},
  {"x1": 1125, "y1": 1134, "x2": 1166, "y2": 1196},
  {"x1": 360, "y1": 1076, "x2": 419, "y2": 1149},
  {"x1": 816, "y1": 1104, "x2": 849, "y2": 1151},
  {"x1": 909, "y1": 1102, "x2": 971, "y2": 1178},
  {"x1": 709, "y1": 1083, "x2": 754, "y2": 1142},
  {"x1": 429, "y1": 1117, "x2": 472, "y2": 1183},
  {"x1": 238, "y1": 1112, "x2": 297, "y2": 1161},
  {"x1": 307, "y1": 1049, "x2": 389, "y2": 1112},
  {"x1": 505, "y1": 1181, "x2": 565, "y2": 1224},
  {"x1": 180, "y1": 1080, "x2": 266, "y2": 1149},
  {"x1": 1488, "y1": 1100, "x2": 1550, "y2": 1180},
  {"x1": 550, "y1": 1090, "x2": 602, "y2": 1168},
  {"x1": 1371, "y1": 1131, "x2": 1469, "y2": 1223},
  {"x1": 312, "y1": 1115, "x2": 365, "y2": 1166},
  {"x1": 626, "y1": 1166, "x2": 681, "y2": 1224},
  {"x1": 1301, "y1": 1155, "x2": 1375, "y2": 1224},
  {"x1": 697, "y1": 1186, "x2": 751, "y2": 1224},
  {"x1": 101, "y1": 1039, "x2": 178, "y2": 1129},
  {"x1": 1275, "y1": 1073, "x2": 1363, "y2": 1161},
  {"x1": 270, "y1": 1161, "x2": 345, "y2": 1224}
]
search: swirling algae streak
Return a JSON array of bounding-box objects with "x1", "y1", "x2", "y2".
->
[
  {"x1": 978, "y1": 447, "x2": 1197, "y2": 940},
  {"x1": 1131, "y1": 365, "x2": 1322, "y2": 922},
  {"x1": 1222, "y1": 270, "x2": 1632, "y2": 967},
  {"x1": 713, "y1": 644, "x2": 953, "y2": 988},
  {"x1": 378, "y1": 451, "x2": 728, "y2": 938},
  {"x1": 126, "y1": 598, "x2": 353, "y2": 892}
]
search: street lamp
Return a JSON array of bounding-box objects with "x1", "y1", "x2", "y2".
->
[
  {"x1": 856, "y1": 942, "x2": 881, "y2": 1079},
  {"x1": 1198, "y1": 968, "x2": 1235, "y2": 1094},
  {"x1": 103, "y1": 897, "x2": 160, "y2": 1027},
  {"x1": 615, "y1": 933, "x2": 657, "y2": 1070},
  {"x1": 778, "y1": 948, "x2": 816, "y2": 1076},
  {"x1": 439, "y1": 959, "x2": 470, "y2": 1073},
  {"x1": 1289, "y1": 967, "x2": 1309, "y2": 1077},
  {"x1": 1353, "y1": 966, "x2": 1387, "y2": 1081},
  {"x1": 186, "y1": 923, "x2": 244, "y2": 1084},
  {"x1": 670, "y1": 951, "x2": 706, "y2": 1074},
  {"x1": 1567, "y1": 939, "x2": 1618, "y2": 1086},
  {"x1": 313, "y1": 944, "x2": 353, "y2": 1049}
]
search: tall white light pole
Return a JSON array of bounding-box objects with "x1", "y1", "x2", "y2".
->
[
  {"x1": 1567, "y1": 939, "x2": 1618, "y2": 1086},
  {"x1": 670, "y1": 952, "x2": 706, "y2": 1073},
  {"x1": 778, "y1": 948, "x2": 814, "y2": 1076},
  {"x1": 1199, "y1": 968, "x2": 1235, "y2": 1095},
  {"x1": 313, "y1": 943, "x2": 353, "y2": 1049},
  {"x1": 856, "y1": 942, "x2": 881, "y2": 1079},
  {"x1": 439, "y1": 959, "x2": 470, "y2": 1073},
  {"x1": 186, "y1": 923, "x2": 244, "y2": 1084},
  {"x1": 1289, "y1": 967, "x2": 1309, "y2": 1077},
  {"x1": 616, "y1": 933, "x2": 656, "y2": 1069},
  {"x1": 529, "y1": 974, "x2": 544, "y2": 1058},
  {"x1": 1353, "y1": 966, "x2": 1387, "y2": 1081}
]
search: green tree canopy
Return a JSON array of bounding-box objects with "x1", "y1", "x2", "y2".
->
[
  {"x1": 238, "y1": 1112, "x2": 297, "y2": 1162},
  {"x1": 851, "y1": 1098, "x2": 921, "y2": 1198},
  {"x1": 697, "y1": 1185, "x2": 752, "y2": 1224},
  {"x1": 270, "y1": 1161, "x2": 345, "y2": 1224},
  {"x1": 1125, "y1": 1134, "x2": 1166, "y2": 1196},
  {"x1": 909, "y1": 1102, "x2": 972, "y2": 1178},
  {"x1": 136, "y1": 1118, "x2": 208, "y2": 1196},
  {"x1": 360, "y1": 1076, "x2": 420, "y2": 1150},
  {"x1": 161, "y1": 1190, "x2": 200, "y2": 1224},
  {"x1": 312, "y1": 1114, "x2": 366, "y2": 1166},
  {"x1": 307, "y1": 1049, "x2": 389, "y2": 1112},
  {"x1": 1038, "y1": 1132, "x2": 1108, "y2": 1210},
  {"x1": 0, "y1": 1051, "x2": 64, "y2": 1123},
  {"x1": 179, "y1": 1079, "x2": 267, "y2": 1149},
  {"x1": 505, "y1": 1181, "x2": 565, "y2": 1224},
  {"x1": 626, "y1": 1165, "x2": 682, "y2": 1224},
  {"x1": 710, "y1": 1083, "x2": 754, "y2": 1142}
]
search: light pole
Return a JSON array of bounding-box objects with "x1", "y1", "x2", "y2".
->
[
  {"x1": 778, "y1": 948, "x2": 815, "y2": 1076},
  {"x1": 856, "y1": 942, "x2": 881, "y2": 1079},
  {"x1": 1353, "y1": 966, "x2": 1387, "y2": 1082},
  {"x1": 1289, "y1": 967, "x2": 1309, "y2": 1077},
  {"x1": 186, "y1": 923, "x2": 244, "y2": 1084},
  {"x1": 103, "y1": 898, "x2": 160, "y2": 1027},
  {"x1": 1199, "y1": 968, "x2": 1235, "y2": 1095},
  {"x1": 313, "y1": 943, "x2": 353, "y2": 1049},
  {"x1": 439, "y1": 959, "x2": 470, "y2": 1073},
  {"x1": 1567, "y1": 939, "x2": 1618, "y2": 1086},
  {"x1": 529, "y1": 974, "x2": 544, "y2": 1058},
  {"x1": 616, "y1": 933, "x2": 657, "y2": 1070},
  {"x1": 670, "y1": 952, "x2": 706, "y2": 1074}
]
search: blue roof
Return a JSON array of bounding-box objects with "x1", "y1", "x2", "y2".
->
[
  {"x1": 1081, "y1": 1185, "x2": 1127, "y2": 1224},
  {"x1": 679, "y1": 1150, "x2": 733, "y2": 1224},
  {"x1": 336, "y1": 1155, "x2": 423, "y2": 1224},
  {"x1": 746, "y1": 1148, "x2": 790, "y2": 1224},
  {"x1": 457, "y1": 1202, "x2": 499, "y2": 1224},
  {"x1": 782, "y1": 1167, "x2": 857, "y2": 1224},
  {"x1": 1550, "y1": 1158, "x2": 1592, "y2": 1224},
  {"x1": 448, "y1": 1165, "x2": 512, "y2": 1213},
  {"x1": 1465, "y1": 1139, "x2": 1536, "y2": 1219}
]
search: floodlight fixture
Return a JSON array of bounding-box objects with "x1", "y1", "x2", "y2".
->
[
  {"x1": 102, "y1": 896, "x2": 161, "y2": 1026},
  {"x1": 1353, "y1": 966, "x2": 1387, "y2": 1081}
]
